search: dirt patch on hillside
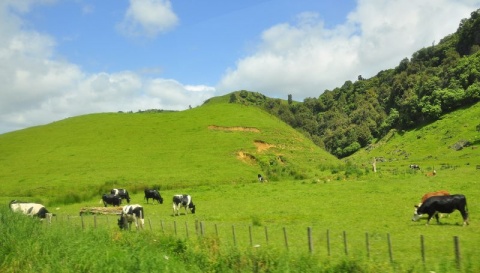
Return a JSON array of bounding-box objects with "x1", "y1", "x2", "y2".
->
[
  {"x1": 208, "y1": 125, "x2": 260, "y2": 133},
  {"x1": 237, "y1": 151, "x2": 257, "y2": 164},
  {"x1": 254, "y1": 140, "x2": 275, "y2": 152}
]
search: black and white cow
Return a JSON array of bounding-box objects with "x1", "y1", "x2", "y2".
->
[
  {"x1": 102, "y1": 193, "x2": 122, "y2": 207},
  {"x1": 9, "y1": 200, "x2": 54, "y2": 222},
  {"x1": 412, "y1": 194, "x2": 469, "y2": 226},
  {"x1": 117, "y1": 204, "x2": 144, "y2": 230},
  {"x1": 111, "y1": 188, "x2": 131, "y2": 204},
  {"x1": 144, "y1": 189, "x2": 163, "y2": 204},
  {"x1": 172, "y1": 194, "x2": 195, "y2": 216},
  {"x1": 409, "y1": 164, "x2": 420, "y2": 170},
  {"x1": 258, "y1": 174, "x2": 264, "y2": 182}
]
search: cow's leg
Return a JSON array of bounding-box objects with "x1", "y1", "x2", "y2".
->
[
  {"x1": 172, "y1": 205, "x2": 177, "y2": 216},
  {"x1": 133, "y1": 215, "x2": 139, "y2": 229},
  {"x1": 460, "y1": 210, "x2": 469, "y2": 226},
  {"x1": 434, "y1": 212, "x2": 440, "y2": 224},
  {"x1": 426, "y1": 214, "x2": 434, "y2": 225}
]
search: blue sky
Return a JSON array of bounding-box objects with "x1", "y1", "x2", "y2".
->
[{"x1": 1, "y1": 0, "x2": 479, "y2": 134}]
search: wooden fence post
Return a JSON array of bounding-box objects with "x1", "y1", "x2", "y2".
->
[
  {"x1": 420, "y1": 235, "x2": 425, "y2": 264},
  {"x1": 387, "y1": 233, "x2": 393, "y2": 263},
  {"x1": 232, "y1": 225, "x2": 237, "y2": 247},
  {"x1": 365, "y1": 232, "x2": 370, "y2": 258},
  {"x1": 249, "y1": 225, "x2": 253, "y2": 246},
  {"x1": 174, "y1": 221, "x2": 177, "y2": 236},
  {"x1": 283, "y1": 227, "x2": 289, "y2": 251},
  {"x1": 185, "y1": 222, "x2": 189, "y2": 238},
  {"x1": 326, "y1": 229, "x2": 331, "y2": 256},
  {"x1": 200, "y1": 221, "x2": 205, "y2": 236},
  {"x1": 308, "y1": 227, "x2": 313, "y2": 254},
  {"x1": 161, "y1": 220, "x2": 164, "y2": 234},
  {"x1": 93, "y1": 215, "x2": 97, "y2": 228},
  {"x1": 215, "y1": 224, "x2": 218, "y2": 237},
  {"x1": 264, "y1": 226, "x2": 269, "y2": 245},
  {"x1": 454, "y1": 236, "x2": 461, "y2": 270},
  {"x1": 195, "y1": 220, "x2": 199, "y2": 235},
  {"x1": 343, "y1": 231, "x2": 348, "y2": 256},
  {"x1": 148, "y1": 219, "x2": 152, "y2": 231},
  {"x1": 81, "y1": 215, "x2": 85, "y2": 230}
]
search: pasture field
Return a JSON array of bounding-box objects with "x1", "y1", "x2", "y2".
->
[
  {"x1": 2, "y1": 101, "x2": 480, "y2": 272},
  {"x1": 4, "y1": 164, "x2": 478, "y2": 272}
]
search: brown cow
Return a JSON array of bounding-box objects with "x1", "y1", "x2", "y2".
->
[{"x1": 421, "y1": 190, "x2": 450, "y2": 203}]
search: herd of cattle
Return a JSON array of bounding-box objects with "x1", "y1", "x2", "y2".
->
[
  {"x1": 9, "y1": 188, "x2": 196, "y2": 230},
  {"x1": 8, "y1": 188, "x2": 469, "y2": 229}
]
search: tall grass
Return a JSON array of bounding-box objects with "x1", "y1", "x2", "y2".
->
[{"x1": 2, "y1": 206, "x2": 439, "y2": 273}]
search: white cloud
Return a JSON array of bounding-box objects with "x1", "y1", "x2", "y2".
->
[
  {"x1": 0, "y1": 1, "x2": 212, "y2": 134},
  {"x1": 118, "y1": 0, "x2": 179, "y2": 38},
  {"x1": 218, "y1": 0, "x2": 480, "y2": 99}
]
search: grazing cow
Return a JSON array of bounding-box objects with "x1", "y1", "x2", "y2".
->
[
  {"x1": 110, "y1": 188, "x2": 131, "y2": 203},
  {"x1": 9, "y1": 200, "x2": 54, "y2": 222},
  {"x1": 102, "y1": 193, "x2": 122, "y2": 207},
  {"x1": 144, "y1": 189, "x2": 163, "y2": 204},
  {"x1": 409, "y1": 164, "x2": 420, "y2": 170},
  {"x1": 412, "y1": 194, "x2": 469, "y2": 226},
  {"x1": 118, "y1": 204, "x2": 144, "y2": 230},
  {"x1": 415, "y1": 190, "x2": 451, "y2": 218},
  {"x1": 172, "y1": 194, "x2": 196, "y2": 216},
  {"x1": 258, "y1": 174, "x2": 264, "y2": 182}
]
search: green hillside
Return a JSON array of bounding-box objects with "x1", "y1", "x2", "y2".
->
[
  {"x1": 347, "y1": 101, "x2": 480, "y2": 169},
  {"x1": 0, "y1": 102, "x2": 340, "y2": 204}
]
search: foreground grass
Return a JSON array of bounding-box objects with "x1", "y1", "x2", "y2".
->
[
  {"x1": 1, "y1": 206, "x2": 402, "y2": 273},
  {"x1": 3, "y1": 164, "x2": 479, "y2": 273}
]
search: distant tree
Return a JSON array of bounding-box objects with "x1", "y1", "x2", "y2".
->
[
  {"x1": 288, "y1": 94, "x2": 293, "y2": 105},
  {"x1": 229, "y1": 93, "x2": 237, "y2": 103}
]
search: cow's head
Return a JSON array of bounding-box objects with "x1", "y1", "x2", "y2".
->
[
  {"x1": 190, "y1": 204, "x2": 196, "y2": 214},
  {"x1": 118, "y1": 215, "x2": 128, "y2": 230},
  {"x1": 156, "y1": 193, "x2": 164, "y2": 204},
  {"x1": 412, "y1": 203, "x2": 422, "y2": 221}
]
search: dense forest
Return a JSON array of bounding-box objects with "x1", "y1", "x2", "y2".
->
[{"x1": 226, "y1": 9, "x2": 480, "y2": 158}]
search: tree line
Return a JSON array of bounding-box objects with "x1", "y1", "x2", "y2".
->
[{"x1": 227, "y1": 9, "x2": 480, "y2": 158}]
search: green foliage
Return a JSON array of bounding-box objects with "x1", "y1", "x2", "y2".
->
[{"x1": 219, "y1": 9, "x2": 480, "y2": 158}]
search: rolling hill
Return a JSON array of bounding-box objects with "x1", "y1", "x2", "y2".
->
[
  {"x1": 347, "y1": 101, "x2": 480, "y2": 170},
  {"x1": 0, "y1": 102, "x2": 340, "y2": 204}
]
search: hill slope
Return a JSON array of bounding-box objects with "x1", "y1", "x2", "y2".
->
[
  {"x1": 0, "y1": 103, "x2": 340, "y2": 203},
  {"x1": 347, "y1": 101, "x2": 480, "y2": 169}
]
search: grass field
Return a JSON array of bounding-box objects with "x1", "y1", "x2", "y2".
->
[
  {"x1": 2, "y1": 168, "x2": 479, "y2": 272},
  {"x1": 1, "y1": 101, "x2": 480, "y2": 272}
]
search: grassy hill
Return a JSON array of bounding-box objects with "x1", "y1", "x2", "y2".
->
[
  {"x1": 0, "y1": 102, "x2": 340, "y2": 204},
  {"x1": 347, "y1": 101, "x2": 480, "y2": 170}
]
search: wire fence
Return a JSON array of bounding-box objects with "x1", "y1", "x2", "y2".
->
[{"x1": 47, "y1": 214, "x2": 473, "y2": 271}]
